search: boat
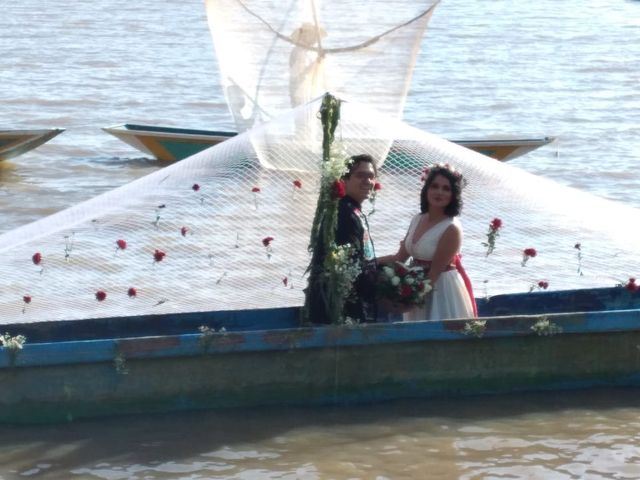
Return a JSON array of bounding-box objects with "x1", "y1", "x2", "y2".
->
[
  {"x1": 103, "y1": 123, "x2": 554, "y2": 162},
  {"x1": 102, "y1": 124, "x2": 237, "y2": 162},
  {"x1": 2, "y1": 286, "x2": 639, "y2": 424},
  {"x1": 0, "y1": 128, "x2": 65, "y2": 162},
  {"x1": 452, "y1": 137, "x2": 556, "y2": 162}
]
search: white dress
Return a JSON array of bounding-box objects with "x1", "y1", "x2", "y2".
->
[{"x1": 403, "y1": 214, "x2": 475, "y2": 321}]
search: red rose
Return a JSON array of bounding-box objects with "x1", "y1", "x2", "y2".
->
[
  {"x1": 400, "y1": 284, "x2": 413, "y2": 298},
  {"x1": 32, "y1": 252, "x2": 42, "y2": 265},
  {"x1": 127, "y1": 287, "x2": 137, "y2": 298},
  {"x1": 626, "y1": 278, "x2": 638, "y2": 292},
  {"x1": 490, "y1": 218, "x2": 502, "y2": 231},
  {"x1": 394, "y1": 264, "x2": 408, "y2": 276},
  {"x1": 524, "y1": 248, "x2": 537, "y2": 257},
  {"x1": 293, "y1": 179, "x2": 302, "y2": 189},
  {"x1": 180, "y1": 226, "x2": 188, "y2": 237},
  {"x1": 95, "y1": 290, "x2": 107, "y2": 301},
  {"x1": 251, "y1": 186, "x2": 261, "y2": 193},
  {"x1": 262, "y1": 236, "x2": 274, "y2": 247},
  {"x1": 373, "y1": 182, "x2": 382, "y2": 192},
  {"x1": 332, "y1": 180, "x2": 346, "y2": 199},
  {"x1": 192, "y1": 183, "x2": 200, "y2": 192},
  {"x1": 538, "y1": 280, "x2": 549, "y2": 289},
  {"x1": 116, "y1": 239, "x2": 127, "y2": 250},
  {"x1": 153, "y1": 249, "x2": 166, "y2": 262},
  {"x1": 23, "y1": 295, "x2": 32, "y2": 304}
]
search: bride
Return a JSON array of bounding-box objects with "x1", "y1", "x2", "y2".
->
[{"x1": 380, "y1": 164, "x2": 477, "y2": 321}]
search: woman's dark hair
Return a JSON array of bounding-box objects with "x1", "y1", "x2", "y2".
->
[
  {"x1": 420, "y1": 165, "x2": 464, "y2": 216},
  {"x1": 343, "y1": 154, "x2": 377, "y2": 179}
]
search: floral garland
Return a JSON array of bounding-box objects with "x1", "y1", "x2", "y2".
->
[{"x1": 303, "y1": 93, "x2": 363, "y2": 324}]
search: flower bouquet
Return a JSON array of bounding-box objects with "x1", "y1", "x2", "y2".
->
[{"x1": 377, "y1": 262, "x2": 432, "y2": 314}]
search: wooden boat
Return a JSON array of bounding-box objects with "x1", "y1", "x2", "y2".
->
[
  {"x1": 102, "y1": 124, "x2": 237, "y2": 162},
  {"x1": 452, "y1": 137, "x2": 556, "y2": 162},
  {"x1": 103, "y1": 123, "x2": 555, "y2": 162},
  {"x1": 0, "y1": 128, "x2": 65, "y2": 162},
  {"x1": 2, "y1": 286, "x2": 639, "y2": 424}
]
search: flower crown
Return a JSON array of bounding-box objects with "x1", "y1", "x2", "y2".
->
[{"x1": 421, "y1": 163, "x2": 464, "y2": 184}]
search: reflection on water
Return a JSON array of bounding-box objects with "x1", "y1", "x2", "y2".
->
[{"x1": 2, "y1": 388, "x2": 640, "y2": 479}]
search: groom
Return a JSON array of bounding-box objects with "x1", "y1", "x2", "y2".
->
[{"x1": 305, "y1": 154, "x2": 378, "y2": 324}]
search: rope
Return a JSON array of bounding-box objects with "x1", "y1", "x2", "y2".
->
[{"x1": 233, "y1": 0, "x2": 440, "y2": 54}]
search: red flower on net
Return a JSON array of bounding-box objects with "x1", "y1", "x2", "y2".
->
[
  {"x1": 127, "y1": 287, "x2": 137, "y2": 298},
  {"x1": 332, "y1": 179, "x2": 346, "y2": 199},
  {"x1": 32, "y1": 252, "x2": 42, "y2": 265},
  {"x1": 153, "y1": 249, "x2": 166, "y2": 262},
  {"x1": 23, "y1": 295, "x2": 32, "y2": 304},
  {"x1": 95, "y1": 290, "x2": 107, "y2": 301},
  {"x1": 116, "y1": 239, "x2": 127, "y2": 250},
  {"x1": 180, "y1": 226, "x2": 188, "y2": 237},
  {"x1": 521, "y1": 247, "x2": 537, "y2": 266},
  {"x1": 282, "y1": 276, "x2": 288, "y2": 287},
  {"x1": 400, "y1": 284, "x2": 413, "y2": 298},
  {"x1": 490, "y1": 218, "x2": 503, "y2": 231},
  {"x1": 373, "y1": 182, "x2": 382, "y2": 192},
  {"x1": 262, "y1": 236, "x2": 274, "y2": 248},
  {"x1": 192, "y1": 183, "x2": 200, "y2": 192},
  {"x1": 538, "y1": 280, "x2": 549, "y2": 290},
  {"x1": 293, "y1": 179, "x2": 302, "y2": 189},
  {"x1": 626, "y1": 278, "x2": 638, "y2": 292},
  {"x1": 251, "y1": 186, "x2": 261, "y2": 193}
]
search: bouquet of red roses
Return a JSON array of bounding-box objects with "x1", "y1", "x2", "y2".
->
[{"x1": 377, "y1": 261, "x2": 432, "y2": 313}]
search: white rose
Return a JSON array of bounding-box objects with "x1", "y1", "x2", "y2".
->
[
  {"x1": 391, "y1": 276, "x2": 401, "y2": 286},
  {"x1": 405, "y1": 277, "x2": 415, "y2": 285},
  {"x1": 383, "y1": 266, "x2": 394, "y2": 278}
]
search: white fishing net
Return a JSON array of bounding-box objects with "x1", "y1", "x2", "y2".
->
[
  {"x1": 1, "y1": 95, "x2": 639, "y2": 324},
  {"x1": 206, "y1": 0, "x2": 438, "y2": 132}
]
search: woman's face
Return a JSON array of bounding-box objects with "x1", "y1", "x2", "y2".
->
[{"x1": 427, "y1": 174, "x2": 453, "y2": 210}]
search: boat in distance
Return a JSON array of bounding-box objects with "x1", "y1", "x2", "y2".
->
[
  {"x1": 1, "y1": 286, "x2": 639, "y2": 424},
  {"x1": 0, "y1": 128, "x2": 65, "y2": 162},
  {"x1": 103, "y1": 123, "x2": 555, "y2": 163}
]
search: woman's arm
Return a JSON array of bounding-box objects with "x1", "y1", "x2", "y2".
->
[
  {"x1": 429, "y1": 224, "x2": 461, "y2": 285},
  {"x1": 377, "y1": 239, "x2": 409, "y2": 265}
]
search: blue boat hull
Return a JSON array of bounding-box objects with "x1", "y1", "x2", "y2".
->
[{"x1": 2, "y1": 287, "x2": 640, "y2": 424}]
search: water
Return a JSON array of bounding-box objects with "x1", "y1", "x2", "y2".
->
[{"x1": 1, "y1": 0, "x2": 640, "y2": 477}]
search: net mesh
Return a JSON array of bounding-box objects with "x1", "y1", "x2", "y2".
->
[
  {"x1": 2, "y1": 96, "x2": 640, "y2": 324},
  {"x1": 206, "y1": 0, "x2": 438, "y2": 132}
]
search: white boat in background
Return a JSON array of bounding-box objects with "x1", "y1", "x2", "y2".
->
[{"x1": 0, "y1": 129, "x2": 65, "y2": 161}]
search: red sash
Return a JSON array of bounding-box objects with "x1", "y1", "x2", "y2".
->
[
  {"x1": 413, "y1": 256, "x2": 478, "y2": 318},
  {"x1": 453, "y1": 254, "x2": 478, "y2": 317}
]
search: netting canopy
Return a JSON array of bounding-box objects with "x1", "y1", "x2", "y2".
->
[
  {"x1": 2, "y1": 95, "x2": 640, "y2": 324},
  {"x1": 206, "y1": 0, "x2": 439, "y2": 132}
]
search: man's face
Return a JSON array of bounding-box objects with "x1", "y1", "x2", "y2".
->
[{"x1": 344, "y1": 161, "x2": 376, "y2": 204}]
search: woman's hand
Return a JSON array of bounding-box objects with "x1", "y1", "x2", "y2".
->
[{"x1": 378, "y1": 240, "x2": 409, "y2": 265}]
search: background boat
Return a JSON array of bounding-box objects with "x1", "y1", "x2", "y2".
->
[
  {"x1": 0, "y1": 128, "x2": 64, "y2": 161},
  {"x1": 103, "y1": 123, "x2": 555, "y2": 162}
]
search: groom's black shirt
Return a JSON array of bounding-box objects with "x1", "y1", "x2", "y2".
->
[{"x1": 305, "y1": 195, "x2": 377, "y2": 324}]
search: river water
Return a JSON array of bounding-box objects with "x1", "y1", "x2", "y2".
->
[{"x1": 1, "y1": 0, "x2": 639, "y2": 478}]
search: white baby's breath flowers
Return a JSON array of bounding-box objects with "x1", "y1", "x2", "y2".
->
[{"x1": 0, "y1": 333, "x2": 26, "y2": 351}]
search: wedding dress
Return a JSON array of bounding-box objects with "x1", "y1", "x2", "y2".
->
[{"x1": 403, "y1": 214, "x2": 476, "y2": 321}]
